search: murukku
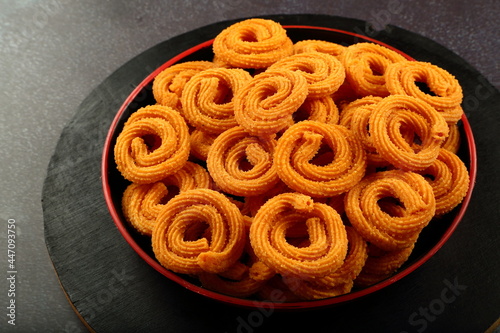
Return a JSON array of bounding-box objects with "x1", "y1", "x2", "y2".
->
[
  {"x1": 198, "y1": 266, "x2": 268, "y2": 298},
  {"x1": 114, "y1": 18, "x2": 472, "y2": 301},
  {"x1": 212, "y1": 18, "x2": 293, "y2": 69},
  {"x1": 198, "y1": 242, "x2": 274, "y2": 298},
  {"x1": 274, "y1": 121, "x2": 367, "y2": 197},
  {"x1": 385, "y1": 61, "x2": 463, "y2": 123},
  {"x1": 339, "y1": 95, "x2": 383, "y2": 115},
  {"x1": 283, "y1": 226, "x2": 368, "y2": 300},
  {"x1": 206, "y1": 126, "x2": 280, "y2": 196},
  {"x1": 327, "y1": 193, "x2": 347, "y2": 216},
  {"x1": 354, "y1": 243, "x2": 414, "y2": 287},
  {"x1": 340, "y1": 42, "x2": 407, "y2": 97},
  {"x1": 369, "y1": 95, "x2": 449, "y2": 171},
  {"x1": 442, "y1": 123, "x2": 461, "y2": 154},
  {"x1": 293, "y1": 39, "x2": 346, "y2": 58},
  {"x1": 181, "y1": 68, "x2": 253, "y2": 134},
  {"x1": 243, "y1": 180, "x2": 291, "y2": 217},
  {"x1": 169, "y1": 160, "x2": 212, "y2": 191},
  {"x1": 152, "y1": 61, "x2": 216, "y2": 110},
  {"x1": 339, "y1": 96, "x2": 388, "y2": 167},
  {"x1": 249, "y1": 192, "x2": 348, "y2": 279},
  {"x1": 419, "y1": 148, "x2": 470, "y2": 216},
  {"x1": 345, "y1": 170, "x2": 435, "y2": 251},
  {"x1": 293, "y1": 96, "x2": 339, "y2": 124},
  {"x1": 152, "y1": 188, "x2": 246, "y2": 274},
  {"x1": 121, "y1": 161, "x2": 211, "y2": 236},
  {"x1": 267, "y1": 52, "x2": 345, "y2": 98},
  {"x1": 285, "y1": 276, "x2": 353, "y2": 300},
  {"x1": 234, "y1": 69, "x2": 308, "y2": 137},
  {"x1": 122, "y1": 182, "x2": 164, "y2": 236},
  {"x1": 114, "y1": 105, "x2": 190, "y2": 184},
  {"x1": 332, "y1": 81, "x2": 360, "y2": 106},
  {"x1": 189, "y1": 129, "x2": 218, "y2": 161}
]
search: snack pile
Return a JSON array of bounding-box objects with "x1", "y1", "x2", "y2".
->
[{"x1": 113, "y1": 18, "x2": 470, "y2": 301}]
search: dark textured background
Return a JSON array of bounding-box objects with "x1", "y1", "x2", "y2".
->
[{"x1": 0, "y1": 1, "x2": 499, "y2": 332}]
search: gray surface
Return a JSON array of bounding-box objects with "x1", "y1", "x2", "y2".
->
[{"x1": 0, "y1": 0, "x2": 498, "y2": 332}]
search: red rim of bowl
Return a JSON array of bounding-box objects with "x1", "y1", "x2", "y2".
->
[{"x1": 101, "y1": 25, "x2": 477, "y2": 310}]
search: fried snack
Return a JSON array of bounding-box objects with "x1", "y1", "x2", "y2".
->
[
  {"x1": 206, "y1": 126, "x2": 280, "y2": 196},
  {"x1": 114, "y1": 105, "x2": 190, "y2": 184},
  {"x1": 385, "y1": 61, "x2": 464, "y2": 123},
  {"x1": 283, "y1": 226, "x2": 368, "y2": 300},
  {"x1": 293, "y1": 39, "x2": 346, "y2": 58},
  {"x1": 198, "y1": 242, "x2": 274, "y2": 298},
  {"x1": 114, "y1": 18, "x2": 473, "y2": 301},
  {"x1": 354, "y1": 243, "x2": 414, "y2": 287},
  {"x1": 212, "y1": 18, "x2": 293, "y2": 69},
  {"x1": 419, "y1": 148, "x2": 470, "y2": 216},
  {"x1": 189, "y1": 129, "x2": 218, "y2": 161},
  {"x1": 340, "y1": 42, "x2": 407, "y2": 97},
  {"x1": 168, "y1": 160, "x2": 212, "y2": 191},
  {"x1": 181, "y1": 68, "x2": 253, "y2": 134},
  {"x1": 339, "y1": 96, "x2": 388, "y2": 167},
  {"x1": 345, "y1": 170, "x2": 436, "y2": 251},
  {"x1": 369, "y1": 95, "x2": 449, "y2": 171},
  {"x1": 274, "y1": 121, "x2": 366, "y2": 197},
  {"x1": 327, "y1": 193, "x2": 346, "y2": 216},
  {"x1": 234, "y1": 69, "x2": 308, "y2": 137},
  {"x1": 152, "y1": 61, "x2": 216, "y2": 110},
  {"x1": 121, "y1": 162, "x2": 211, "y2": 236},
  {"x1": 339, "y1": 94, "x2": 383, "y2": 114},
  {"x1": 257, "y1": 275, "x2": 303, "y2": 302},
  {"x1": 249, "y1": 192, "x2": 348, "y2": 279},
  {"x1": 332, "y1": 80, "x2": 360, "y2": 106},
  {"x1": 212, "y1": 54, "x2": 232, "y2": 68},
  {"x1": 152, "y1": 188, "x2": 246, "y2": 274},
  {"x1": 198, "y1": 265, "x2": 269, "y2": 298},
  {"x1": 293, "y1": 96, "x2": 340, "y2": 124},
  {"x1": 285, "y1": 276, "x2": 353, "y2": 300},
  {"x1": 122, "y1": 183, "x2": 163, "y2": 236},
  {"x1": 243, "y1": 180, "x2": 291, "y2": 217},
  {"x1": 442, "y1": 123, "x2": 461, "y2": 154},
  {"x1": 267, "y1": 52, "x2": 345, "y2": 98}
]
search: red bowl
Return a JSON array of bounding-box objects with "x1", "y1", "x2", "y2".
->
[{"x1": 101, "y1": 25, "x2": 477, "y2": 310}]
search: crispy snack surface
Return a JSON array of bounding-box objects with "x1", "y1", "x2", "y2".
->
[
  {"x1": 213, "y1": 18, "x2": 293, "y2": 69},
  {"x1": 274, "y1": 121, "x2": 367, "y2": 197},
  {"x1": 114, "y1": 105, "x2": 190, "y2": 184},
  {"x1": 152, "y1": 189, "x2": 246, "y2": 274},
  {"x1": 113, "y1": 18, "x2": 471, "y2": 301},
  {"x1": 249, "y1": 192, "x2": 348, "y2": 279}
]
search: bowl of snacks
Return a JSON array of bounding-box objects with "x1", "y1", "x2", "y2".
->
[{"x1": 102, "y1": 18, "x2": 476, "y2": 309}]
